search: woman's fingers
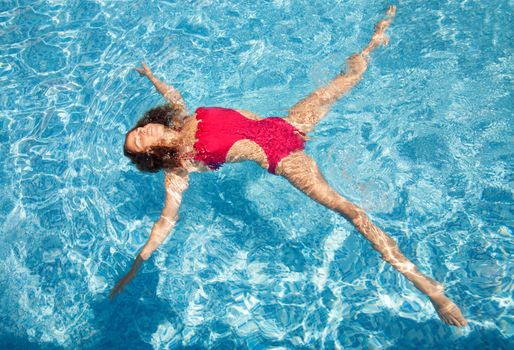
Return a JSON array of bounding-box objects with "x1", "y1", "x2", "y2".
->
[
  {"x1": 108, "y1": 285, "x2": 120, "y2": 300},
  {"x1": 135, "y1": 61, "x2": 151, "y2": 76},
  {"x1": 109, "y1": 284, "x2": 124, "y2": 299},
  {"x1": 135, "y1": 67, "x2": 145, "y2": 75},
  {"x1": 386, "y1": 5, "x2": 396, "y2": 17},
  {"x1": 108, "y1": 278, "x2": 126, "y2": 299},
  {"x1": 141, "y1": 61, "x2": 152, "y2": 76}
]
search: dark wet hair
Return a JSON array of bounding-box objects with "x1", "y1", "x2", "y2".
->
[{"x1": 124, "y1": 104, "x2": 188, "y2": 173}]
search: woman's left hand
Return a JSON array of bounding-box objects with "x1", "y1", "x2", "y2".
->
[
  {"x1": 108, "y1": 255, "x2": 145, "y2": 300},
  {"x1": 108, "y1": 274, "x2": 130, "y2": 300},
  {"x1": 135, "y1": 61, "x2": 153, "y2": 78}
]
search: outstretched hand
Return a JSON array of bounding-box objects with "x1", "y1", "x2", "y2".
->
[
  {"x1": 108, "y1": 255, "x2": 145, "y2": 300},
  {"x1": 108, "y1": 274, "x2": 130, "y2": 300},
  {"x1": 135, "y1": 61, "x2": 153, "y2": 78}
]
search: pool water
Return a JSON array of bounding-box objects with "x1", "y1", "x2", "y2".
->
[{"x1": 1, "y1": 0, "x2": 512, "y2": 349}]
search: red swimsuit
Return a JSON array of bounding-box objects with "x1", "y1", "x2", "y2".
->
[{"x1": 193, "y1": 107, "x2": 305, "y2": 174}]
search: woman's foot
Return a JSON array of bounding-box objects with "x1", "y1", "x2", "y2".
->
[
  {"x1": 385, "y1": 5, "x2": 397, "y2": 21},
  {"x1": 429, "y1": 293, "x2": 468, "y2": 327},
  {"x1": 362, "y1": 5, "x2": 396, "y2": 56}
]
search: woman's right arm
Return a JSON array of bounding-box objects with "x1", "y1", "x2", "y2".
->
[{"x1": 135, "y1": 62, "x2": 189, "y2": 115}]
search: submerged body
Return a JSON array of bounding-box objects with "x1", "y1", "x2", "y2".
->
[
  {"x1": 193, "y1": 107, "x2": 306, "y2": 173},
  {"x1": 129, "y1": 107, "x2": 307, "y2": 173},
  {"x1": 113, "y1": 6, "x2": 468, "y2": 328}
]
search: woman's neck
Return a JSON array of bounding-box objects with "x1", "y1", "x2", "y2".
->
[
  {"x1": 158, "y1": 115, "x2": 198, "y2": 150},
  {"x1": 159, "y1": 128, "x2": 181, "y2": 148}
]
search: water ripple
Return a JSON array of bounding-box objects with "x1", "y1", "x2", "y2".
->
[{"x1": 0, "y1": 0, "x2": 512, "y2": 348}]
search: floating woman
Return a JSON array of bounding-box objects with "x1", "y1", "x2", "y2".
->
[{"x1": 110, "y1": 5, "x2": 467, "y2": 327}]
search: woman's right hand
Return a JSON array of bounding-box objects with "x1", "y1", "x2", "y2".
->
[{"x1": 135, "y1": 61, "x2": 153, "y2": 78}]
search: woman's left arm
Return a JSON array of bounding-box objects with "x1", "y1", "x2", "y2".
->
[
  {"x1": 109, "y1": 169, "x2": 189, "y2": 299},
  {"x1": 139, "y1": 169, "x2": 189, "y2": 260},
  {"x1": 135, "y1": 62, "x2": 189, "y2": 115}
]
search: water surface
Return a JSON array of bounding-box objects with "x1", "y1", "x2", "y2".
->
[{"x1": 0, "y1": 0, "x2": 512, "y2": 349}]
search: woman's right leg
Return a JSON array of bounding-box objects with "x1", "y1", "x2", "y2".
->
[
  {"x1": 285, "y1": 5, "x2": 396, "y2": 134},
  {"x1": 275, "y1": 151, "x2": 468, "y2": 327}
]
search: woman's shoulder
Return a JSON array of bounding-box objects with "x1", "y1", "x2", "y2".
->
[
  {"x1": 195, "y1": 106, "x2": 263, "y2": 121},
  {"x1": 163, "y1": 168, "x2": 190, "y2": 192},
  {"x1": 163, "y1": 160, "x2": 210, "y2": 177}
]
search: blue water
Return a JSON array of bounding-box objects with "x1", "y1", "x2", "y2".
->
[{"x1": 1, "y1": 0, "x2": 512, "y2": 349}]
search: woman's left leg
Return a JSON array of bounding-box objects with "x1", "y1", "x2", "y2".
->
[
  {"x1": 275, "y1": 151, "x2": 467, "y2": 327},
  {"x1": 285, "y1": 5, "x2": 396, "y2": 134}
]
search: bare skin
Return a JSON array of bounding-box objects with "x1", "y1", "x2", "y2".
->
[{"x1": 113, "y1": 5, "x2": 468, "y2": 328}]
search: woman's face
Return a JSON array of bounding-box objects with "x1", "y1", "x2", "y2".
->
[{"x1": 125, "y1": 123, "x2": 165, "y2": 153}]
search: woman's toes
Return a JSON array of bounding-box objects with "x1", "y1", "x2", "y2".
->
[
  {"x1": 386, "y1": 5, "x2": 396, "y2": 17},
  {"x1": 442, "y1": 314, "x2": 452, "y2": 325},
  {"x1": 430, "y1": 295, "x2": 468, "y2": 327}
]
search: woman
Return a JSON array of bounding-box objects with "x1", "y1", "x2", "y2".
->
[{"x1": 110, "y1": 6, "x2": 467, "y2": 327}]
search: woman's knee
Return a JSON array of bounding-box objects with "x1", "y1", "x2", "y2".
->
[{"x1": 346, "y1": 204, "x2": 366, "y2": 223}]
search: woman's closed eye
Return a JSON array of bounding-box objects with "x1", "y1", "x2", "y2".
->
[
  {"x1": 131, "y1": 131, "x2": 143, "y2": 152},
  {"x1": 135, "y1": 135, "x2": 142, "y2": 150}
]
